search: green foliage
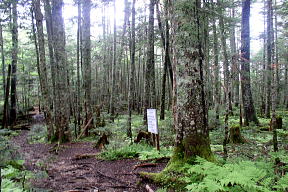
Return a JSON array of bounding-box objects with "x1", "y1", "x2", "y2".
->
[
  {"x1": 1, "y1": 163, "x2": 34, "y2": 192},
  {"x1": 27, "y1": 124, "x2": 47, "y2": 144},
  {"x1": 98, "y1": 143, "x2": 172, "y2": 161},
  {"x1": 183, "y1": 157, "x2": 288, "y2": 192}
]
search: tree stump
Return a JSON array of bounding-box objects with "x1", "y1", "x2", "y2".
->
[
  {"x1": 229, "y1": 125, "x2": 246, "y2": 144},
  {"x1": 134, "y1": 131, "x2": 153, "y2": 145},
  {"x1": 269, "y1": 116, "x2": 283, "y2": 131}
]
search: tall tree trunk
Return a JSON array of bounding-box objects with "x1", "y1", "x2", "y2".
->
[
  {"x1": 43, "y1": 0, "x2": 57, "y2": 116},
  {"x1": 127, "y1": 0, "x2": 136, "y2": 139},
  {"x1": 76, "y1": 0, "x2": 82, "y2": 135},
  {"x1": 33, "y1": 0, "x2": 53, "y2": 141},
  {"x1": 109, "y1": 0, "x2": 117, "y2": 122},
  {"x1": 0, "y1": 22, "x2": 5, "y2": 97},
  {"x1": 144, "y1": 0, "x2": 156, "y2": 125},
  {"x1": 230, "y1": 5, "x2": 239, "y2": 108},
  {"x1": 157, "y1": 0, "x2": 172, "y2": 120},
  {"x1": 218, "y1": 0, "x2": 233, "y2": 115},
  {"x1": 240, "y1": 0, "x2": 259, "y2": 126},
  {"x1": 265, "y1": 0, "x2": 274, "y2": 118},
  {"x1": 9, "y1": 0, "x2": 18, "y2": 125},
  {"x1": 82, "y1": 0, "x2": 92, "y2": 136},
  {"x1": 169, "y1": 0, "x2": 214, "y2": 163},
  {"x1": 261, "y1": 0, "x2": 266, "y2": 116},
  {"x1": 212, "y1": 11, "x2": 220, "y2": 126},
  {"x1": 51, "y1": 0, "x2": 70, "y2": 142}
]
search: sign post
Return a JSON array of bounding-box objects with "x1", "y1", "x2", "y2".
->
[{"x1": 147, "y1": 109, "x2": 160, "y2": 150}]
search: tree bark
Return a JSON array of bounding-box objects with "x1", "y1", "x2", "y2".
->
[
  {"x1": 33, "y1": 0, "x2": 53, "y2": 141},
  {"x1": 51, "y1": 0, "x2": 70, "y2": 142},
  {"x1": 82, "y1": 0, "x2": 92, "y2": 136},
  {"x1": 2, "y1": 65, "x2": 11, "y2": 129},
  {"x1": 144, "y1": 0, "x2": 156, "y2": 125},
  {"x1": 109, "y1": 0, "x2": 117, "y2": 122},
  {"x1": 0, "y1": 22, "x2": 5, "y2": 97},
  {"x1": 9, "y1": 0, "x2": 18, "y2": 125},
  {"x1": 127, "y1": 0, "x2": 136, "y2": 139},
  {"x1": 212, "y1": 10, "x2": 220, "y2": 126},
  {"x1": 240, "y1": 0, "x2": 259, "y2": 126},
  {"x1": 169, "y1": 0, "x2": 213, "y2": 163}
]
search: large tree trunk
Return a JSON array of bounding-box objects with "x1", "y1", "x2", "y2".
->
[
  {"x1": 51, "y1": 0, "x2": 70, "y2": 142},
  {"x1": 9, "y1": 0, "x2": 18, "y2": 125},
  {"x1": 82, "y1": 0, "x2": 92, "y2": 136},
  {"x1": 33, "y1": 0, "x2": 53, "y2": 140},
  {"x1": 240, "y1": 0, "x2": 259, "y2": 126},
  {"x1": 144, "y1": 0, "x2": 156, "y2": 125},
  {"x1": 169, "y1": 0, "x2": 213, "y2": 163}
]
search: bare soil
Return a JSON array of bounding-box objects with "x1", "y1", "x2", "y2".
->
[{"x1": 12, "y1": 114, "x2": 167, "y2": 192}]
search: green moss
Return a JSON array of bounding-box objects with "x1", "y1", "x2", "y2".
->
[{"x1": 229, "y1": 125, "x2": 246, "y2": 144}]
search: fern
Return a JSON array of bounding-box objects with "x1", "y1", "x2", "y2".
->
[{"x1": 184, "y1": 157, "x2": 274, "y2": 192}]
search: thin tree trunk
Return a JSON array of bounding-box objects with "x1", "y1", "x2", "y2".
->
[
  {"x1": 157, "y1": 0, "x2": 172, "y2": 120},
  {"x1": 9, "y1": 0, "x2": 18, "y2": 125},
  {"x1": 2, "y1": 65, "x2": 11, "y2": 129},
  {"x1": 0, "y1": 22, "x2": 5, "y2": 97},
  {"x1": 212, "y1": 10, "x2": 220, "y2": 126},
  {"x1": 109, "y1": 0, "x2": 117, "y2": 122},
  {"x1": 127, "y1": 0, "x2": 136, "y2": 139},
  {"x1": 33, "y1": 0, "x2": 53, "y2": 141},
  {"x1": 265, "y1": 0, "x2": 274, "y2": 118},
  {"x1": 261, "y1": 0, "x2": 266, "y2": 116},
  {"x1": 218, "y1": 0, "x2": 233, "y2": 115},
  {"x1": 76, "y1": 0, "x2": 81, "y2": 135},
  {"x1": 144, "y1": 0, "x2": 156, "y2": 125}
]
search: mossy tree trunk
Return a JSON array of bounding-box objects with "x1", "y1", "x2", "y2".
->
[{"x1": 169, "y1": 0, "x2": 214, "y2": 163}]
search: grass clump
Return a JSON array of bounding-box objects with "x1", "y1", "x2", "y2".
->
[{"x1": 98, "y1": 143, "x2": 172, "y2": 161}]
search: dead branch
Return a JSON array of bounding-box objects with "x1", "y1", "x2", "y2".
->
[
  {"x1": 145, "y1": 184, "x2": 154, "y2": 192},
  {"x1": 77, "y1": 117, "x2": 93, "y2": 139},
  {"x1": 133, "y1": 163, "x2": 158, "y2": 170}
]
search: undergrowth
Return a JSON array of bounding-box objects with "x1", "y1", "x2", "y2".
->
[{"x1": 97, "y1": 142, "x2": 172, "y2": 161}]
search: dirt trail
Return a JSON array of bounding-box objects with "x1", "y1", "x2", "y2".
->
[{"x1": 12, "y1": 113, "x2": 166, "y2": 192}]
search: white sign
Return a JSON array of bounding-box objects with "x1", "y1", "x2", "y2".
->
[{"x1": 147, "y1": 109, "x2": 158, "y2": 134}]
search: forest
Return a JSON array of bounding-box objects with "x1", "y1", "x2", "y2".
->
[{"x1": 0, "y1": 0, "x2": 288, "y2": 191}]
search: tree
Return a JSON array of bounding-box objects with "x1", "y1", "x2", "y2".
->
[
  {"x1": 82, "y1": 0, "x2": 92, "y2": 135},
  {"x1": 240, "y1": 0, "x2": 259, "y2": 126},
  {"x1": 109, "y1": 0, "x2": 117, "y2": 122},
  {"x1": 9, "y1": 0, "x2": 18, "y2": 125},
  {"x1": 51, "y1": 0, "x2": 71, "y2": 142},
  {"x1": 127, "y1": 0, "x2": 136, "y2": 139},
  {"x1": 33, "y1": 0, "x2": 53, "y2": 140},
  {"x1": 168, "y1": 0, "x2": 214, "y2": 163},
  {"x1": 144, "y1": 0, "x2": 156, "y2": 125}
]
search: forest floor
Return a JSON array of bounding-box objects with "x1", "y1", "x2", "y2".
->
[{"x1": 11, "y1": 111, "x2": 166, "y2": 192}]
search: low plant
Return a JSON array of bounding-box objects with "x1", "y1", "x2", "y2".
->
[{"x1": 182, "y1": 157, "x2": 288, "y2": 192}]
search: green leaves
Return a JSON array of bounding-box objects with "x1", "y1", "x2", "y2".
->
[{"x1": 183, "y1": 157, "x2": 287, "y2": 192}]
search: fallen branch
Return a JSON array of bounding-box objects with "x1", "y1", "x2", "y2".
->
[
  {"x1": 133, "y1": 163, "x2": 157, "y2": 170},
  {"x1": 77, "y1": 117, "x2": 93, "y2": 139},
  {"x1": 145, "y1": 184, "x2": 154, "y2": 192},
  {"x1": 73, "y1": 153, "x2": 97, "y2": 160},
  {"x1": 96, "y1": 170, "x2": 127, "y2": 185}
]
